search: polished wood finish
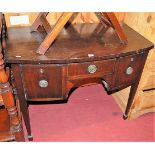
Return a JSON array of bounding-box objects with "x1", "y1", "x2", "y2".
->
[
  {"x1": 68, "y1": 59, "x2": 115, "y2": 78},
  {"x1": 0, "y1": 13, "x2": 25, "y2": 142},
  {"x1": 5, "y1": 24, "x2": 152, "y2": 64},
  {"x1": 11, "y1": 64, "x2": 32, "y2": 140},
  {"x1": 123, "y1": 52, "x2": 149, "y2": 119},
  {"x1": 4, "y1": 22, "x2": 154, "y2": 140},
  {"x1": 115, "y1": 53, "x2": 146, "y2": 86},
  {"x1": 21, "y1": 64, "x2": 64, "y2": 100},
  {"x1": 32, "y1": 12, "x2": 127, "y2": 54},
  {"x1": 113, "y1": 13, "x2": 155, "y2": 119}
]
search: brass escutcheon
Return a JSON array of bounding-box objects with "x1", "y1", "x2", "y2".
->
[
  {"x1": 126, "y1": 66, "x2": 133, "y2": 75},
  {"x1": 39, "y1": 80, "x2": 48, "y2": 88},
  {"x1": 88, "y1": 64, "x2": 97, "y2": 74}
]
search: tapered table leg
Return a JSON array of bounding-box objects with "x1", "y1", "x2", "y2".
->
[
  {"x1": 123, "y1": 51, "x2": 149, "y2": 119},
  {"x1": 123, "y1": 83, "x2": 139, "y2": 119},
  {"x1": 12, "y1": 64, "x2": 33, "y2": 141}
]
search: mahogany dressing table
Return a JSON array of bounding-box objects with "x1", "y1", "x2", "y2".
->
[{"x1": 3, "y1": 13, "x2": 154, "y2": 140}]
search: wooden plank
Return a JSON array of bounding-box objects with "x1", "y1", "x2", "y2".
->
[
  {"x1": 40, "y1": 14, "x2": 51, "y2": 33},
  {"x1": 36, "y1": 12, "x2": 73, "y2": 54},
  {"x1": 104, "y1": 12, "x2": 127, "y2": 44},
  {"x1": 31, "y1": 12, "x2": 49, "y2": 31}
]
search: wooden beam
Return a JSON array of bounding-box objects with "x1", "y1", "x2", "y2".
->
[
  {"x1": 31, "y1": 12, "x2": 48, "y2": 32},
  {"x1": 36, "y1": 12, "x2": 73, "y2": 54},
  {"x1": 40, "y1": 14, "x2": 51, "y2": 33},
  {"x1": 103, "y1": 12, "x2": 128, "y2": 44}
]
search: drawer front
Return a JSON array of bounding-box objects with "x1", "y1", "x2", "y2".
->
[
  {"x1": 115, "y1": 53, "x2": 146, "y2": 86},
  {"x1": 21, "y1": 64, "x2": 64, "y2": 100},
  {"x1": 67, "y1": 59, "x2": 116, "y2": 79}
]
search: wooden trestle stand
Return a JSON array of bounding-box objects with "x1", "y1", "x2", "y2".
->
[{"x1": 31, "y1": 12, "x2": 127, "y2": 55}]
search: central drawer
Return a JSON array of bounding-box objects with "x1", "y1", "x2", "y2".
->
[
  {"x1": 67, "y1": 59, "x2": 116, "y2": 79},
  {"x1": 21, "y1": 64, "x2": 65, "y2": 100}
]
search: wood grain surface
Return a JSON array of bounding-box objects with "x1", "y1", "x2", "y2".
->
[
  {"x1": 5, "y1": 24, "x2": 153, "y2": 64},
  {"x1": 113, "y1": 12, "x2": 155, "y2": 119}
]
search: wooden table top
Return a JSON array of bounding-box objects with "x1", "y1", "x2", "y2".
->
[{"x1": 5, "y1": 23, "x2": 154, "y2": 64}]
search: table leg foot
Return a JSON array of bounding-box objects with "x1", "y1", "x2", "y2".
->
[
  {"x1": 27, "y1": 134, "x2": 33, "y2": 141},
  {"x1": 123, "y1": 114, "x2": 128, "y2": 120}
]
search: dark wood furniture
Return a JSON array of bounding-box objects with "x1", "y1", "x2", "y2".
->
[
  {"x1": 0, "y1": 13, "x2": 25, "y2": 142},
  {"x1": 4, "y1": 20, "x2": 154, "y2": 140},
  {"x1": 31, "y1": 12, "x2": 127, "y2": 54},
  {"x1": 0, "y1": 104, "x2": 24, "y2": 142}
]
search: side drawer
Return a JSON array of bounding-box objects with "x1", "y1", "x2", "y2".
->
[
  {"x1": 21, "y1": 64, "x2": 65, "y2": 100},
  {"x1": 67, "y1": 59, "x2": 116, "y2": 79},
  {"x1": 115, "y1": 53, "x2": 146, "y2": 86}
]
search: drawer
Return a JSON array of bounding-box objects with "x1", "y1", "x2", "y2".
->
[
  {"x1": 67, "y1": 59, "x2": 116, "y2": 79},
  {"x1": 21, "y1": 64, "x2": 65, "y2": 100},
  {"x1": 115, "y1": 53, "x2": 146, "y2": 86}
]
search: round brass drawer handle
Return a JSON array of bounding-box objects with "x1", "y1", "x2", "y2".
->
[
  {"x1": 126, "y1": 66, "x2": 133, "y2": 75},
  {"x1": 39, "y1": 80, "x2": 48, "y2": 88},
  {"x1": 88, "y1": 64, "x2": 97, "y2": 74}
]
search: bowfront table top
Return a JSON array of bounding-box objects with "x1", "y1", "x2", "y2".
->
[
  {"x1": 5, "y1": 23, "x2": 153, "y2": 64},
  {"x1": 4, "y1": 23, "x2": 154, "y2": 141}
]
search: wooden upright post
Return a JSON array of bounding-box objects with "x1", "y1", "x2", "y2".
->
[{"x1": 0, "y1": 14, "x2": 25, "y2": 141}]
